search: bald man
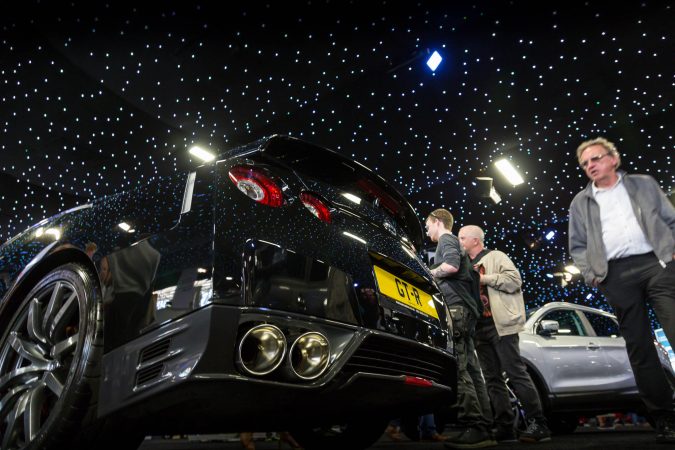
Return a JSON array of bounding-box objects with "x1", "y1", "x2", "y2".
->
[{"x1": 458, "y1": 225, "x2": 551, "y2": 443}]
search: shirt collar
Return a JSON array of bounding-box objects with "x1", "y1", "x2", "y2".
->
[{"x1": 592, "y1": 172, "x2": 623, "y2": 195}]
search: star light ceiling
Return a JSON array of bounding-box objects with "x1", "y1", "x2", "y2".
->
[{"x1": 0, "y1": 0, "x2": 673, "y2": 317}]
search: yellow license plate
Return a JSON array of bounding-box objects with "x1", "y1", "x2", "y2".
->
[{"x1": 373, "y1": 266, "x2": 438, "y2": 319}]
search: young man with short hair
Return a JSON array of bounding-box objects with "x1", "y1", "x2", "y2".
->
[{"x1": 426, "y1": 209, "x2": 496, "y2": 449}]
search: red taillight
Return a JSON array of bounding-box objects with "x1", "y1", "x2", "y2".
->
[
  {"x1": 228, "y1": 166, "x2": 284, "y2": 207},
  {"x1": 404, "y1": 376, "x2": 433, "y2": 387},
  {"x1": 300, "y1": 192, "x2": 332, "y2": 223}
]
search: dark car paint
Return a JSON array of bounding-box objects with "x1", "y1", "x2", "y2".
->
[{"x1": 0, "y1": 134, "x2": 456, "y2": 432}]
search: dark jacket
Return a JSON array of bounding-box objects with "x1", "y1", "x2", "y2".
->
[
  {"x1": 434, "y1": 234, "x2": 483, "y2": 318},
  {"x1": 568, "y1": 171, "x2": 675, "y2": 285}
]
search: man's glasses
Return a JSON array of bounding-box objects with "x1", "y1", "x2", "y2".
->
[{"x1": 580, "y1": 152, "x2": 610, "y2": 168}]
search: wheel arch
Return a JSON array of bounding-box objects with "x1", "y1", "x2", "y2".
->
[
  {"x1": 0, "y1": 245, "x2": 99, "y2": 331},
  {"x1": 523, "y1": 359, "x2": 553, "y2": 413}
]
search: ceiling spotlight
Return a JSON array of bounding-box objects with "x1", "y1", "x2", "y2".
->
[
  {"x1": 189, "y1": 145, "x2": 215, "y2": 162},
  {"x1": 118, "y1": 222, "x2": 131, "y2": 232},
  {"x1": 564, "y1": 265, "x2": 581, "y2": 274},
  {"x1": 474, "y1": 177, "x2": 501, "y2": 204},
  {"x1": 545, "y1": 230, "x2": 556, "y2": 240},
  {"x1": 475, "y1": 177, "x2": 493, "y2": 197},
  {"x1": 495, "y1": 159, "x2": 524, "y2": 186},
  {"x1": 426, "y1": 50, "x2": 442, "y2": 71},
  {"x1": 550, "y1": 271, "x2": 571, "y2": 287},
  {"x1": 489, "y1": 186, "x2": 502, "y2": 204}
]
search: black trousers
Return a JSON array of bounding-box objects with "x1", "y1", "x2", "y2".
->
[
  {"x1": 448, "y1": 303, "x2": 493, "y2": 429},
  {"x1": 598, "y1": 253, "x2": 675, "y2": 415},
  {"x1": 475, "y1": 319, "x2": 544, "y2": 428}
]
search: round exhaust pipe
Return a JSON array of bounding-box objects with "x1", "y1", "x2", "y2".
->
[
  {"x1": 289, "y1": 332, "x2": 330, "y2": 380},
  {"x1": 238, "y1": 324, "x2": 286, "y2": 376}
]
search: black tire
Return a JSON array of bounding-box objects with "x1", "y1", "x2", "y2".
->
[
  {"x1": 0, "y1": 263, "x2": 141, "y2": 450},
  {"x1": 291, "y1": 419, "x2": 389, "y2": 450}
]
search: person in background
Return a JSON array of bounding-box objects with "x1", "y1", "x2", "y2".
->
[
  {"x1": 568, "y1": 136, "x2": 675, "y2": 443},
  {"x1": 458, "y1": 225, "x2": 551, "y2": 443},
  {"x1": 425, "y1": 209, "x2": 496, "y2": 449}
]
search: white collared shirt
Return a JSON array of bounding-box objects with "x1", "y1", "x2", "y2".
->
[{"x1": 592, "y1": 174, "x2": 653, "y2": 260}]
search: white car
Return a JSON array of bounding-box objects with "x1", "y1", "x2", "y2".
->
[{"x1": 518, "y1": 302, "x2": 675, "y2": 433}]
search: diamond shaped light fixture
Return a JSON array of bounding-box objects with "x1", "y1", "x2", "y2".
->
[{"x1": 426, "y1": 51, "x2": 442, "y2": 71}]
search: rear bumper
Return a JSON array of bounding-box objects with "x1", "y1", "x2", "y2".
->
[{"x1": 99, "y1": 304, "x2": 457, "y2": 433}]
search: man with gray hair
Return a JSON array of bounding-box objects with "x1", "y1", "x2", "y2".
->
[
  {"x1": 569, "y1": 137, "x2": 675, "y2": 443},
  {"x1": 458, "y1": 225, "x2": 550, "y2": 443}
]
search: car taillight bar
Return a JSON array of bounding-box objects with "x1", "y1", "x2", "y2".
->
[
  {"x1": 404, "y1": 376, "x2": 433, "y2": 387},
  {"x1": 228, "y1": 166, "x2": 284, "y2": 207},
  {"x1": 300, "y1": 191, "x2": 332, "y2": 223}
]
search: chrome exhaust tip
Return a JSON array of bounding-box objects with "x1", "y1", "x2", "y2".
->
[
  {"x1": 238, "y1": 324, "x2": 286, "y2": 376},
  {"x1": 289, "y1": 332, "x2": 330, "y2": 380}
]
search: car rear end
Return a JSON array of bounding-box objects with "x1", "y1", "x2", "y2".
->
[
  {"x1": 218, "y1": 134, "x2": 454, "y2": 404},
  {"x1": 98, "y1": 135, "x2": 456, "y2": 433}
]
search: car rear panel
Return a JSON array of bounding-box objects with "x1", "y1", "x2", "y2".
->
[
  {"x1": 98, "y1": 304, "x2": 455, "y2": 431},
  {"x1": 97, "y1": 135, "x2": 456, "y2": 425},
  {"x1": 213, "y1": 135, "x2": 448, "y2": 350}
]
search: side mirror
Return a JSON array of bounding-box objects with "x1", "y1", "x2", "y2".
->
[{"x1": 538, "y1": 320, "x2": 560, "y2": 336}]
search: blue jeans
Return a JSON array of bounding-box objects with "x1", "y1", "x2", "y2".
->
[{"x1": 420, "y1": 414, "x2": 437, "y2": 438}]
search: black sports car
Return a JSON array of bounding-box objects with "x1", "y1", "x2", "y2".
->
[{"x1": 0, "y1": 135, "x2": 457, "y2": 450}]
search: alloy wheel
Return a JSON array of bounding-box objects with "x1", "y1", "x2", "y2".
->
[{"x1": 0, "y1": 279, "x2": 81, "y2": 449}]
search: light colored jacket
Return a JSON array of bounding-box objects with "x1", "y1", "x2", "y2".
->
[
  {"x1": 476, "y1": 249, "x2": 526, "y2": 336},
  {"x1": 568, "y1": 172, "x2": 675, "y2": 285}
]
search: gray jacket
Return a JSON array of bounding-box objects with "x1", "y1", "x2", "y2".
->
[
  {"x1": 475, "y1": 249, "x2": 526, "y2": 336},
  {"x1": 568, "y1": 171, "x2": 675, "y2": 285}
]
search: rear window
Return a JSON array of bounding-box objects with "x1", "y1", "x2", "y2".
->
[
  {"x1": 262, "y1": 136, "x2": 424, "y2": 249},
  {"x1": 282, "y1": 157, "x2": 401, "y2": 214}
]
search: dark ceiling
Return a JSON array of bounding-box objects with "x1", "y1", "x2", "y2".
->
[{"x1": 1, "y1": 0, "x2": 673, "y2": 312}]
